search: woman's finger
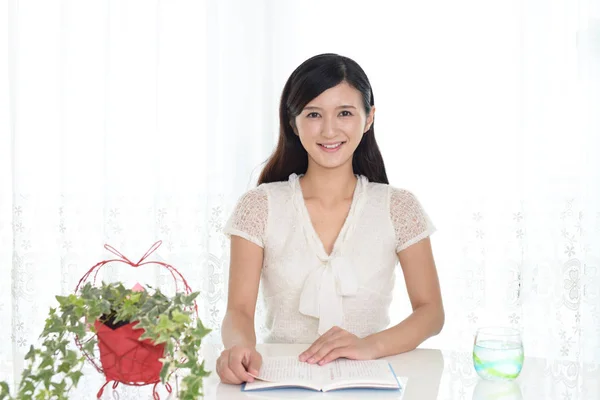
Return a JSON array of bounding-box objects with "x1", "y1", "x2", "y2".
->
[
  {"x1": 229, "y1": 351, "x2": 254, "y2": 382},
  {"x1": 220, "y1": 367, "x2": 244, "y2": 385},
  {"x1": 246, "y1": 351, "x2": 263, "y2": 376},
  {"x1": 216, "y1": 353, "x2": 228, "y2": 376},
  {"x1": 318, "y1": 346, "x2": 350, "y2": 365},
  {"x1": 217, "y1": 353, "x2": 242, "y2": 384},
  {"x1": 309, "y1": 335, "x2": 351, "y2": 364},
  {"x1": 299, "y1": 326, "x2": 340, "y2": 361}
]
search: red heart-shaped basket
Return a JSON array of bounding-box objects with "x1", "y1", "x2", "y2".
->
[{"x1": 74, "y1": 241, "x2": 197, "y2": 400}]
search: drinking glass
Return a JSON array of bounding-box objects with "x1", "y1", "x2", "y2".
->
[{"x1": 473, "y1": 327, "x2": 524, "y2": 381}]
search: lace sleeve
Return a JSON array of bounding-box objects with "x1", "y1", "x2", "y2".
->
[
  {"x1": 223, "y1": 187, "x2": 268, "y2": 248},
  {"x1": 390, "y1": 187, "x2": 436, "y2": 253}
]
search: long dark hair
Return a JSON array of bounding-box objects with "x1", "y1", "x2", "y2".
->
[{"x1": 258, "y1": 53, "x2": 389, "y2": 185}]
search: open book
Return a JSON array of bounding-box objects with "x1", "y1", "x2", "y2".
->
[{"x1": 242, "y1": 356, "x2": 402, "y2": 392}]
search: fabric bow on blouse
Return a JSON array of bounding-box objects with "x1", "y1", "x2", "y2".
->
[
  {"x1": 292, "y1": 174, "x2": 368, "y2": 335},
  {"x1": 298, "y1": 256, "x2": 359, "y2": 334}
]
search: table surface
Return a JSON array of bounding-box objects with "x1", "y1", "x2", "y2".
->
[{"x1": 197, "y1": 343, "x2": 600, "y2": 400}]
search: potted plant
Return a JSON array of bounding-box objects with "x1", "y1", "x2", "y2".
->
[{"x1": 0, "y1": 242, "x2": 211, "y2": 400}]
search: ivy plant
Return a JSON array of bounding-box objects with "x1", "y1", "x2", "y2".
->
[{"x1": 0, "y1": 282, "x2": 211, "y2": 400}]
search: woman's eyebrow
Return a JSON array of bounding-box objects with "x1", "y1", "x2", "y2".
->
[{"x1": 303, "y1": 105, "x2": 357, "y2": 110}]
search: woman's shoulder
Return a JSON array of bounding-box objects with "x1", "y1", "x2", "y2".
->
[
  {"x1": 232, "y1": 176, "x2": 294, "y2": 208},
  {"x1": 363, "y1": 180, "x2": 411, "y2": 200},
  {"x1": 258, "y1": 179, "x2": 293, "y2": 192},
  {"x1": 388, "y1": 185, "x2": 420, "y2": 204},
  {"x1": 256, "y1": 174, "x2": 300, "y2": 196},
  {"x1": 387, "y1": 185, "x2": 425, "y2": 218},
  {"x1": 363, "y1": 179, "x2": 418, "y2": 200},
  {"x1": 364, "y1": 180, "x2": 389, "y2": 194},
  {"x1": 234, "y1": 185, "x2": 268, "y2": 205},
  {"x1": 364, "y1": 180, "x2": 435, "y2": 252},
  {"x1": 363, "y1": 179, "x2": 426, "y2": 220}
]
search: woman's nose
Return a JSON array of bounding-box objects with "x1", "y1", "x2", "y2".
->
[{"x1": 321, "y1": 117, "x2": 337, "y2": 138}]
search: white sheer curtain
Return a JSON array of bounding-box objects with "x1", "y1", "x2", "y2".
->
[
  {"x1": 0, "y1": 0, "x2": 274, "y2": 396},
  {"x1": 1, "y1": 0, "x2": 599, "y2": 398}
]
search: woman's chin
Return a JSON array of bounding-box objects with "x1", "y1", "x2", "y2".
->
[{"x1": 309, "y1": 154, "x2": 352, "y2": 171}]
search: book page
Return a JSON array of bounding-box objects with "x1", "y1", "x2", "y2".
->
[
  {"x1": 243, "y1": 357, "x2": 322, "y2": 391},
  {"x1": 324, "y1": 359, "x2": 394, "y2": 380},
  {"x1": 321, "y1": 359, "x2": 400, "y2": 390},
  {"x1": 255, "y1": 357, "x2": 320, "y2": 382}
]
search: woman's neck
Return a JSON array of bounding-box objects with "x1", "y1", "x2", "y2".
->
[{"x1": 300, "y1": 162, "x2": 357, "y2": 204}]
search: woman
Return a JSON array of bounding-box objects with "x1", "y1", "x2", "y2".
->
[{"x1": 217, "y1": 53, "x2": 444, "y2": 384}]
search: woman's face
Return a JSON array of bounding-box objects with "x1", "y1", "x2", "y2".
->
[{"x1": 293, "y1": 82, "x2": 375, "y2": 171}]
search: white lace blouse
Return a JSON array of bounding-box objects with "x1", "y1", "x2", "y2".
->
[{"x1": 223, "y1": 173, "x2": 435, "y2": 344}]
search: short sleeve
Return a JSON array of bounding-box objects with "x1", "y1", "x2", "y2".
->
[
  {"x1": 223, "y1": 187, "x2": 268, "y2": 248},
  {"x1": 390, "y1": 187, "x2": 436, "y2": 253}
]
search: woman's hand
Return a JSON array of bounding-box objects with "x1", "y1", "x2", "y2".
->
[
  {"x1": 216, "y1": 345, "x2": 263, "y2": 384},
  {"x1": 298, "y1": 326, "x2": 376, "y2": 366}
]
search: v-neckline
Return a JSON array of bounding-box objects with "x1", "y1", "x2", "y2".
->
[{"x1": 292, "y1": 174, "x2": 365, "y2": 260}]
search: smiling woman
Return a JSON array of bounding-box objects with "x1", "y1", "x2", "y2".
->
[
  {"x1": 295, "y1": 83, "x2": 373, "y2": 168},
  {"x1": 258, "y1": 53, "x2": 388, "y2": 185},
  {"x1": 216, "y1": 54, "x2": 444, "y2": 385}
]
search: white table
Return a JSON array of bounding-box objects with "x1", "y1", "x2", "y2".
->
[{"x1": 199, "y1": 343, "x2": 600, "y2": 400}]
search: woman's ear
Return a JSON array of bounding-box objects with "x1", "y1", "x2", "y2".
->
[{"x1": 364, "y1": 106, "x2": 376, "y2": 133}]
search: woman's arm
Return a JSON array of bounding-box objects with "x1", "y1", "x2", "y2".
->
[
  {"x1": 217, "y1": 235, "x2": 264, "y2": 384},
  {"x1": 366, "y1": 237, "x2": 444, "y2": 358},
  {"x1": 221, "y1": 235, "x2": 263, "y2": 348}
]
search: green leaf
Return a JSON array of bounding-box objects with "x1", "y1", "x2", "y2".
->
[
  {"x1": 38, "y1": 368, "x2": 54, "y2": 389},
  {"x1": 57, "y1": 362, "x2": 71, "y2": 374},
  {"x1": 35, "y1": 389, "x2": 51, "y2": 400},
  {"x1": 146, "y1": 305, "x2": 160, "y2": 319},
  {"x1": 38, "y1": 355, "x2": 54, "y2": 370},
  {"x1": 0, "y1": 381, "x2": 10, "y2": 399},
  {"x1": 129, "y1": 291, "x2": 142, "y2": 303},
  {"x1": 156, "y1": 314, "x2": 176, "y2": 331},
  {"x1": 82, "y1": 338, "x2": 96, "y2": 355},
  {"x1": 65, "y1": 350, "x2": 78, "y2": 365},
  {"x1": 193, "y1": 321, "x2": 211, "y2": 339},
  {"x1": 182, "y1": 292, "x2": 200, "y2": 306},
  {"x1": 20, "y1": 368, "x2": 32, "y2": 383},
  {"x1": 181, "y1": 374, "x2": 204, "y2": 398},
  {"x1": 19, "y1": 378, "x2": 35, "y2": 395},
  {"x1": 70, "y1": 323, "x2": 86, "y2": 338},
  {"x1": 153, "y1": 332, "x2": 171, "y2": 345},
  {"x1": 159, "y1": 362, "x2": 170, "y2": 383},
  {"x1": 56, "y1": 339, "x2": 68, "y2": 357},
  {"x1": 171, "y1": 310, "x2": 190, "y2": 325},
  {"x1": 24, "y1": 345, "x2": 36, "y2": 361},
  {"x1": 69, "y1": 370, "x2": 84, "y2": 387},
  {"x1": 50, "y1": 380, "x2": 66, "y2": 393},
  {"x1": 55, "y1": 296, "x2": 68, "y2": 307},
  {"x1": 176, "y1": 359, "x2": 196, "y2": 369}
]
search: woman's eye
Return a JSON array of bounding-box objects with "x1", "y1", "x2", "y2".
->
[
  {"x1": 307, "y1": 112, "x2": 320, "y2": 118},
  {"x1": 339, "y1": 110, "x2": 353, "y2": 117}
]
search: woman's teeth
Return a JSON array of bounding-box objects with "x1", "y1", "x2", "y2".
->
[{"x1": 320, "y1": 142, "x2": 342, "y2": 149}]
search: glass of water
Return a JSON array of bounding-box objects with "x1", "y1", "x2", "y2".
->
[{"x1": 473, "y1": 327, "x2": 524, "y2": 381}]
